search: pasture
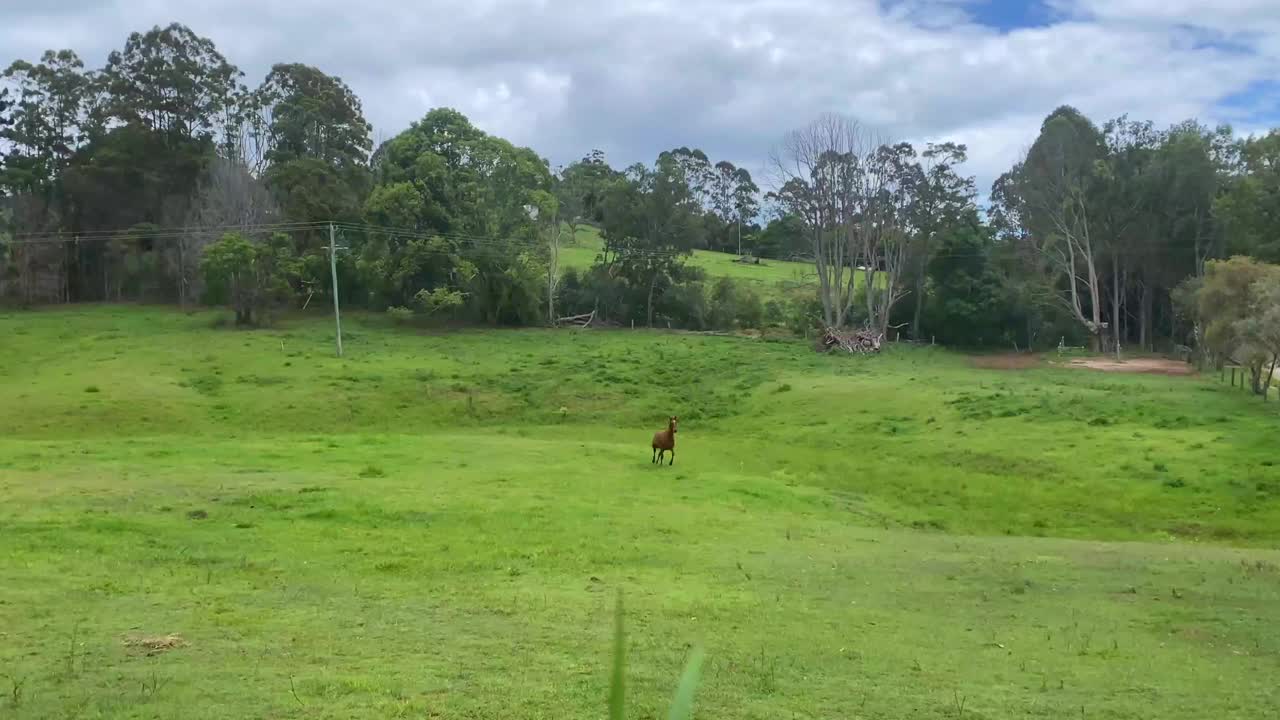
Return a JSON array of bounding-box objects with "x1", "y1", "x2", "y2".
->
[
  {"x1": 558, "y1": 227, "x2": 818, "y2": 299},
  {"x1": 1, "y1": 306, "x2": 1278, "y2": 719}
]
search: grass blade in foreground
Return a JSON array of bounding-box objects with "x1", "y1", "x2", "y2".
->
[
  {"x1": 667, "y1": 647, "x2": 705, "y2": 720},
  {"x1": 609, "y1": 591, "x2": 625, "y2": 720}
]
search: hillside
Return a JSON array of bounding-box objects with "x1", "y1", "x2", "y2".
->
[
  {"x1": 1, "y1": 307, "x2": 1278, "y2": 719},
  {"x1": 559, "y1": 226, "x2": 819, "y2": 297}
]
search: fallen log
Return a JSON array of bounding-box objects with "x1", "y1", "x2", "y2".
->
[{"x1": 556, "y1": 310, "x2": 595, "y2": 328}]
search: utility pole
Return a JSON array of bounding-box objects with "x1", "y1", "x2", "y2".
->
[
  {"x1": 328, "y1": 222, "x2": 344, "y2": 357},
  {"x1": 737, "y1": 215, "x2": 741, "y2": 257}
]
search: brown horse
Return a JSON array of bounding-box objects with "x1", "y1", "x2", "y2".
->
[{"x1": 651, "y1": 415, "x2": 677, "y2": 466}]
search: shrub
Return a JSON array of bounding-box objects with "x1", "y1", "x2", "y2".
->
[
  {"x1": 736, "y1": 286, "x2": 765, "y2": 329},
  {"x1": 386, "y1": 306, "x2": 415, "y2": 324},
  {"x1": 661, "y1": 280, "x2": 708, "y2": 330},
  {"x1": 785, "y1": 292, "x2": 825, "y2": 336},
  {"x1": 764, "y1": 299, "x2": 786, "y2": 326}
]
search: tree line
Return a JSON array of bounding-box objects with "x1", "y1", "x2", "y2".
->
[{"x1": 2, "y1": 23, "x2": 1278, "y2": 384}]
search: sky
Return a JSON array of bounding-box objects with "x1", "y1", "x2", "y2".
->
[{"x1": 3, "y1": 0, "x2": 1279, "y2": 196}]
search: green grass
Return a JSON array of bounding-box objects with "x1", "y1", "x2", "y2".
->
[
  {"x1": 2, "y1": 306, "x2": 1279, "y2": 719},
  {"x1": 559, "y1": 226, "x2": 818, "y2": 300}
]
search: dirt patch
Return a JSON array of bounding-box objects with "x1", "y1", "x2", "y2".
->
[
  {"x1": 971, "y1": 353, "x2": 1042, "y2": 370},
  {"x1": 973, "y1": 353, "x2": 1196, "y2": 376},
  {"x1": 1066, "y1": 357, "x2": 1194, "y2": 376},
  {"x1": 123, "y1": 634, "x2": 187, "y2": 655}
]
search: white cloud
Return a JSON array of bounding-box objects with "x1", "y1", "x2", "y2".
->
[{"x1": 2, "y1": 0, "x2": 1278, "y2": 197}]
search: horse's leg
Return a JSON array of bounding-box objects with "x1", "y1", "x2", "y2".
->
[
  {"x1": 657, "y1": 449, "x2": 665, "y2": 465},
  {"x1": 652, "y1": 447, "x2": 657, "y2": 464},
  {"x1": 669, "y1": 448, "x2": 674, "y2": 466}
]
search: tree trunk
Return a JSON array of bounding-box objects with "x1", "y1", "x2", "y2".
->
[
  {"x1": 911, "y1": 273, "x2": 925, "y2": 340},
  {"x1": 646, "y1": 273, "x2": 657, "y2": 327},
  {"x1": 1139, "y1": 281, "x2": 1152, "y2": 352},
  {"x1": 1111, "y1": 258, "x2": 1122, "y2": 360},
  {"x1": 178, "y1": 246, "x2": 187, "y2": 312}
]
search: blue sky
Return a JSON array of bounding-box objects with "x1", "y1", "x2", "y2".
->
[
  {"x1": 2, "y1": 0, "x2": 1278, "y2": 194},
  {"x1": 964, "y1": 0, "x2": 1059, "y2": 31}
]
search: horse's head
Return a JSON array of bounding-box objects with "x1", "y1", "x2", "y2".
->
[{"x1": 669, "y1": 415, "x2": 678, "y2": 433}]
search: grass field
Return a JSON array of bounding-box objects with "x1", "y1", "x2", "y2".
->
[
  {"x1": 2, "y1": 306, "x2": 1279, "y2": 719},
  {"x1": 559, "y1": 227, "x2": 818, "y2": 298}
]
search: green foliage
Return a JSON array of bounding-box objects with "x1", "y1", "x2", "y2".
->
[
  {"x1": 360, "y1": 108, "x2": 552, "y2": 324},
  {"x1": 414, "y1": 286, "x2": 466, "y2": 316},
  {"x1": 784, "y1": 291, "x2": 825, "y2": 336},
  {"x1": 385, "y1": 305, "x2": 414, "y2": 324},
  {"x1": 1199, "y1": 257, "x2": 1276, "y2": 355},
  {"x1": 1216, "y1": 130, "x2": 1280, "y2": 263},
  {"x1": 253, "y1": 63, "x2": 373, "y2": 228},
  {"x1": 706, "y1": 277, "x2": 764, "y2": 329},
  {"x1": 256, "y1": 63, "x2": 371, "y2": 169},
  {"x1": 659, "y1": 279, "x2": 709, "y2": 330},
  {"x1": 200, "y1": 231, "x2": 301, "y2": 325},
  {"x1": 100, "y1": 23, "x2": 242, "y2": 141},
  {"x1": 921, "y1": 212, "x2": 1017, "y2": 346},
  {"x1": 556, "y1": 149, "x2": 616, "y2": 231},
  {"x1": 1196, "y1": 256, "x2": 1280, "y2": 393},
  {"x1": 597, "y1": 155, "x2": 701, "y2": 326},
  {"x1": 1, "y1": 50, "x2": 89, "y2": 192},
  {"x1": 755, "y1": 214, "x2": 806, "y2": 260}
]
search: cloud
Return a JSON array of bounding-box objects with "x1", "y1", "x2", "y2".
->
[{"x1": 2, "y1": 0, "x2": 1278, "y2": 198}]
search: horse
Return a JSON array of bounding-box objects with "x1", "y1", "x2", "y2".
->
[{"x1": 651, "y1": 415, "x2": 678, "y2": 466}]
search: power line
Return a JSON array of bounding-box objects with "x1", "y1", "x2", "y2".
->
[
  {"x1": 0, "y1": 218, "x2": 1213, "y2": 260},
  {"x1": 4, "y1": 222, "x2": 335, "y2": 246}
]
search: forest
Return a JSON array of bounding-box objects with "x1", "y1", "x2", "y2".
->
[{"x1": 2, "y1": 23, "x2": 1279, "y2": 388}]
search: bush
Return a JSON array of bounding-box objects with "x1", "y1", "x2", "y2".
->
[
  {"x1": 736, "y1": 286, "x2": 764, "y2": 329},
  {"x1": 764, "y1": 299, "x2": 786, "y2": 326},
  {"x1": 386, "y1": 306, "x2": 415, "y2": 324},
  {"x1": 707, "y1": 277, "x2": 738, "y2": 329},
  {"x1": 201, "y1": 231, "x2": 301, "y2": 326},
  {"x1": 661, "y1": 280, "x2": 708, "y2": 329},
  {"x1": 785, "y1": 292, "x2": 825, "y2": 336}
]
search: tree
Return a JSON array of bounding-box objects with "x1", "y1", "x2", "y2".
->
[
  {"x1": 525, "y1": 190, "x2": 561, "y2": 322},
  {"x1": 255, "y1": 63, "x2": 372, "y2": 225},
  {"x1": 1197, "y1": 256, "x2": 1280, "y2": 393},
  {"x1": 731, "y1": 167, "x2": 761, "y2": 251},
  {"x1": 771, "y1": 114, "x2": 883, "y2": 329},
  {"x1": 1005, "y1": 106, "x2": 1111, "y2": 351},
  {"x1": 1, "y1": 50, "x2": 90, "y2": 194},
  {"x1": 755, "y1": 213, "x2": 806, "y2": 259},
  {"x1": 100, "y1": 24, "x2": 243, "y2": 143},
  {"x1": 180, "y1": 157, "x2": 281, "y2": 307},
  {"x1": 1133, "y1": 124, "x2": 1217, "y2": 350},
  {"x1": 665, "y1": 147, "x2": 712, "y2": 209},
  {"x1": 1236, "y1": 273, "x2": 1280, "y2": 396},
  {"x1": 922, "y1": 211, "x2": 1012, "y2": 345},
  {"x1": 255, "y1": 63, "x2": 371, "y2": 168},
  {"x1": 363, "y1": 108, "x2": 552, "y2": 323},
  {"x1": 1216, "y1": 131, "x2": 1280, "y2": 264},
  {"x1": 556, "y1": 149, "x2": 615, "y2": 242},
  {"x1": 597, "y1": 156, "x2": 700, "y2": 326},
  {"x1": 903, "y1": 142, "x2": 975, "y2": 339},
  {"x1": 201, "y1": 231, "x2": 300, "y2": 325}
]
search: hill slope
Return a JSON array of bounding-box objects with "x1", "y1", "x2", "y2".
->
[{"x1": 1, "y1": 307, "x2": 1278, "y2": 719}]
